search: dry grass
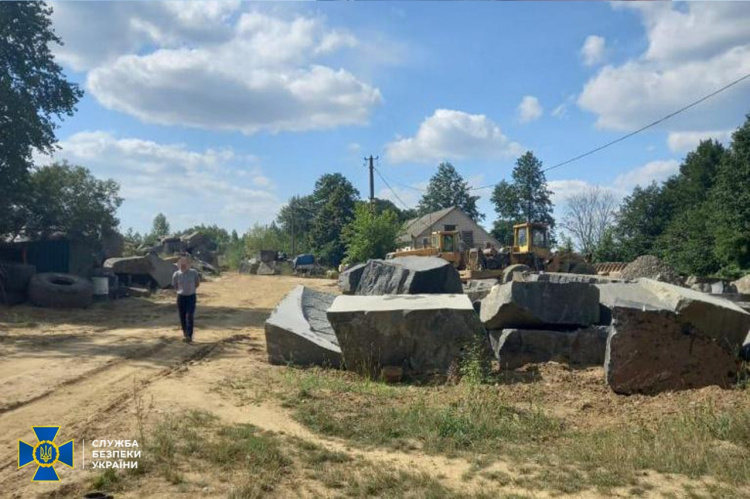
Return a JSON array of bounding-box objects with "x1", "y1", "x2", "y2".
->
[{"x1": 271, "y1": 366, "x2": 750, "y2": 496}]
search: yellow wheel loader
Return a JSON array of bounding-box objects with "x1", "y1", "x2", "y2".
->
[{"x1": 387, "y1": 222, "x2": 552, "y2": 281}]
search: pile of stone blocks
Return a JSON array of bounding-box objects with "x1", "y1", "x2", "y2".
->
[
  {"x1": 479, "y1": 278, "x2": 750, "y2": 394},
  {"x1": 479, "y1": 281, "x2": 607, "y2": 370}
]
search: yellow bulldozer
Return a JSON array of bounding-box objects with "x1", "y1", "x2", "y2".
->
[{"x1": 387, "y1": 222, "x2": 553, "y2": 281}]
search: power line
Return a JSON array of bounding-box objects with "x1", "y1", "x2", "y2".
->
[
  {"x1": 373, "y1": 166, "x2": 413, "y2": 211},
  {"x1": 542, "y1": 71, "x2": 750, "y2": 173},
  {"x1": 463, "y1": 71, "x2": 750, "y2": 190}
]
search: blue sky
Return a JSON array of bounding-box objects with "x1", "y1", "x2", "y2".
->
[{"x1": 40, "y1": 1, "x2": 750, "y2": 234}]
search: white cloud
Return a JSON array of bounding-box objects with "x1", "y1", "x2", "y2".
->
[
  {"x1": 612, "y1": 159, "x2": 679, "y2": 191},
  {"x1": 53, "y1": 5, "x2": 383, "y2": 134},
  {"x1": 51, "y1": 1, "x2": 241, "y2": 71},
  {"x1": 385, "y1": 109, "x2": 523, "y2": 164},
  {"x1": 36, "y1": 131, "x2": 280, "y2": 232},
  {"x1": 579, "y1": 3, "x2": 750, "y2": 133},
  {"x1": 517, "y1": 96, "x2": 543, "y2": 123},
  {"x1": 550, "y1": 159, "x2": 679, "y2": 207},
  {"x1": 667, "y1": 130, "x2": 733, "y2": 153},
  {"x1": 581, "y1": 35, "x2": 606, "y2": 66}
]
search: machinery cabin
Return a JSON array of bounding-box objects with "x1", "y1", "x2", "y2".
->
[{"x1": 511, "y1": 222, "x2": 551, "y2": 267}]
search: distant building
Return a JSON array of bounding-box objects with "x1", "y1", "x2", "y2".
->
[{"x1": 398, "y1": 207, "x2": 500, "y2": 250}]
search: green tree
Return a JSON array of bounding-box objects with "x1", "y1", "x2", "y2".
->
[
  {"x1": 656, "y1": 205, "x2": 720, "y2": 276},
  {"x1": 613, "y1": 183, "x2": 672, "y2": 261},
  {"x1": 342, "y1": 204, "x2": 401, "y2": 263},
  {"x1": 308, "y1": 173, "x2": 359, "y2": 266},
  {"x1": 417, "y1": 162, "x2": 483, "y2": 222},
  {"x1": 711, "y1": 115, "x2": 750, "y2": 273},
  {"x1": 24, "y1": 162, "x2": 121, "y2": 241},
  {"x1": 149, "y1": 213, "x2": 171, "y2": 243},
  {"x1": 646, "y1": 140, "x2": 727, "y2": 275},
  {"x1": 592, "y1": 227, "x2": 624, "y2": 263},
  {"x1": 276, "y1": 195, "x2": 315, "y2": 255},
  {"x1": 244, "y1": 223, "x2": 289, "y2": 255},
  {"x1": 0, "y1": 2, "x2": 83, "y2": 236},
  {"x1": 491, "y1": 151, "x2": 555, "y2": 244}
]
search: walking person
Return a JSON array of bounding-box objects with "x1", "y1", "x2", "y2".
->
[{"x1": 173, "y1": 255, "x2": 200, "y2": 343}]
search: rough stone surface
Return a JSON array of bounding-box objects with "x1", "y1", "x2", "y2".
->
[
  {"x1": 734, "y1": 275, "x2": 750, "y2": 294},
  {"x1": 605, "y1": 306, "x2": 738, "y2": 394},
  {"x1": 620, "y1": 255, "x2": 681, "y2": 284},
  {"x1": 104, "y1": 254, "x2": 177, "y2": 288},
  {"x1": 257, "y1": 261, "x2": 277, "y2": 275},
  {"x1": 480, "y1": 281, "x2": 600, "y2": 330},
  {"x1": 526, "y1": 273, "x2": 622, "y2": 285},
  {"x1": 354, "y1": 256, "x2": 463, "y2": 296},
  {"x1": 488, "y1": 326, "x2": 609, "y2": 369},
  {"x1": 338, "y1": 263, "x2": 366, "y2": 295},
  {"x1": 265, "y1": 286, "x2": 341, "y2": 367},
  {"x1": 546, "y1": 252, "x2": 596, "y2": 275},
  {"x1": 597, "y1": 280, "x2": 750, "y2": 346},
  {"x1": 463, "y1": 279, "x2": 498, "y2": 303},
  {"x1": 327, "y1": 294, "x2": 482, "y2": 375}
]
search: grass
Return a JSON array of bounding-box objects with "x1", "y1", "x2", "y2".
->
[
  {"x1": 90, "y1": 410, "x2": 291, "y2": 496},
  {"x1": 270, "y1": 365, "x2": 750, "y2": 496},
  {"x1": 281, "y1": 369, "x2": 562, "y2": 456}
]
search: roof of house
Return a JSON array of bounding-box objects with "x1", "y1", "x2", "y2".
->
[{"x1": 399, "y1": 206, "x2": 458, "y2": 242}]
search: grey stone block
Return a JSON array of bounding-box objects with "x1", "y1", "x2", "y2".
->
[
  {"x1": 480, "y1": 281, "x2": 600, "y2": 330},
  {"x1": 355, "y1": 256, "x2": 463, "y2": 296},
  {"x1": 264, "y1": 286, "x2": 341, "y2": 367},
  {"x1": 327, "y1": 294, "x2": 482, "y2": 375}
]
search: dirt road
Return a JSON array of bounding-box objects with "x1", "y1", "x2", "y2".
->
[{"x1": 0, "y1": 274, "x2": 338, "y2": 497}]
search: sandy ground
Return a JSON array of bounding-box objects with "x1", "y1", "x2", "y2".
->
[
  {"x1": 0, "y1": 274, "x2": 339, "y2": 497},
  {"x1": 1, "y1": 273, "x2": 748, "y2": 498}
]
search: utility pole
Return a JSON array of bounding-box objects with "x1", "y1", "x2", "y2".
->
[
  {"x1": 291, "y1": 196, "x2": 295, "y2": 257},
  {"x1": 367, "y1": 155, "x2": 375, "y2": 204}
]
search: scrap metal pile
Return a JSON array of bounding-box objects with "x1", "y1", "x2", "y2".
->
[{"x1": 264, "y1": 256, "x2": 750, "y2": 395}]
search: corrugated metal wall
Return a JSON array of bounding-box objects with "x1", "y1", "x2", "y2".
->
[{"x1": 24, "y1": 240, "x2": 70, "y2": 273}]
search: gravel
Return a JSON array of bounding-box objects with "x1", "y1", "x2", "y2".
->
[{"x1": 620, "y1": 255, "x2": 681, "y2": 284}]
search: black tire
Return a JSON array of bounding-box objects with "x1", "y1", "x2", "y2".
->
[
  {"x1": 29, "y1": 273, "x2": 93, "y2": 309},
  {"x1": 0, "y1": 261, "x2": 36, "y2": 292}
]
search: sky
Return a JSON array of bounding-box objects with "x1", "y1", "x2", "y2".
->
[{"x1": 37, "y1": 1, "x2": 750, "y2": 234}]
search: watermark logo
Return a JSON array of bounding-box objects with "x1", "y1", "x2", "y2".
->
[{"x1": 18, "y1": 426, "x2": 74, "y2": 482}]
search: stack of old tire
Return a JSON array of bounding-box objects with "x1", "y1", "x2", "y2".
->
[{"x1": 0, "y1": 262, "x2": 36, "y2": 305}]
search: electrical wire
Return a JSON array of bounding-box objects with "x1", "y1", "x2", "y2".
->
[{"x1": 373, "y1": 166, "x2": 413, "y2": 211}]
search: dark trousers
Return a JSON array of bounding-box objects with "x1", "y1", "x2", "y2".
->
[{"x1": 177, "y1": 294, "x2": 197, "y2": 338}]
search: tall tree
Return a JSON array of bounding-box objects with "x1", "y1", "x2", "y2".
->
[
  {"x1": 0, "y1": 2, "x2": 83, "y2": 236},
  {"x1": 308, "y1": 173, "x2": 359, "y2": 266},
  {"x1": 417, "y1": 162, "x2": 483, "y2": 222},
  {"x1": 711, "y1": 115, "x2": 750, "y2": 272},
  {"x1": 342, "y1": 204, "x2": 401, "y2": 264},
  {"x1": 24, "y1": 162, "x2": 122, "y2": 241},
  {"x1": 560, "y1": 186, "x2": 618, "y2": 255},
  {"x1": 491, "y1": 151, "x2": 555, "y2": 244},
  {"x1": 150, "y1": 213, "x2": 171, "y2": 241},
  {"x1": 614, "y1": 182, "x2": 672, "y2": 261},
  {"x1": 276, "y1": 195, "x2": 315, "y2": 254}
]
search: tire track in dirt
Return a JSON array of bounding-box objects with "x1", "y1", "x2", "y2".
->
[{"x1": 0, "y1": 334, "x2": 250, "y2": 493}]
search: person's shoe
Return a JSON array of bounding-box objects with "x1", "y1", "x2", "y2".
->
[{"x1": 186, "y1": 336, "x2": 193, "y2": 344}]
